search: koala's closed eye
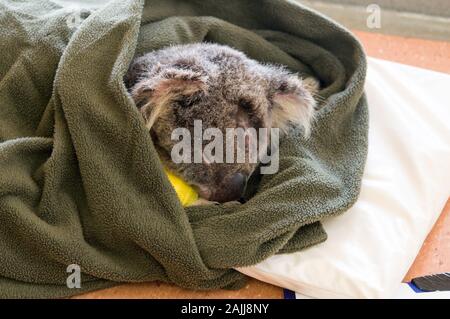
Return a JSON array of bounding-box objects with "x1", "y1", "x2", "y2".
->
[
  {"x1": 175, "y1": 92, "x2": 203, "y2": 108},
  {"x1": 238, "y1": 98, "x2": 254, "y2": 112},
  {"x1": 237, "y1": 97, "x2": 265, "y2": 129}
]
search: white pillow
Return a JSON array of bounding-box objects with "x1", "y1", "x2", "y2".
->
[{"x1": 238, "y1": 58, "x2": 450, "y2": 299}]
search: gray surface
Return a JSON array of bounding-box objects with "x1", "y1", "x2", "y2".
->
[
  {"x1": 298, "y1": 0, "x2": 450, "y2": 41},
  {"x1": 310, "y1": 0, "x2": 450, "y2": 17}
]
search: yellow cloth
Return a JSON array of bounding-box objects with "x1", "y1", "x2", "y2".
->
[{"x1": 164, "y1": 168, "x2": 198, "y2": 206}]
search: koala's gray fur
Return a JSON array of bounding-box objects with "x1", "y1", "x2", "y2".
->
[{"x1": 125, "y1": 43, "x2": 318, "y2": 203}]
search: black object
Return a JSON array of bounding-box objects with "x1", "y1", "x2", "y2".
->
[{"x1": 412, "y1": 273, "x2": 450, "y2": 292}]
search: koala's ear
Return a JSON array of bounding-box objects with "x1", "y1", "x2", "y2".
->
[
  {"x1": 271, "y1": 75, "x2": 318, "y2": 137},
  {"x1": 131, "y1": 66, "x2": 208, "y2": 130}
]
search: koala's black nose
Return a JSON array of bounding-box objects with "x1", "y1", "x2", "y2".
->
[
  {"x1": 211, "y1": 173, "x2": 247, "y2": 203},
  {"x1": 229, "y1": 172, "x2": 246, "y2": 197}
]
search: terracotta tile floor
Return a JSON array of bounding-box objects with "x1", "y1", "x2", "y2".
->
[
  {"x1": 76, "y1": 31, "x2": 450, "y2": 299},
  {"x1": 354, "y1": 31, "x2": 450, "y2": 74}
]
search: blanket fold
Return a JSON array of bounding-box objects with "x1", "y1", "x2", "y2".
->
[{"x1": 0, "y1": 0, "x2": 368, "y2": 298}]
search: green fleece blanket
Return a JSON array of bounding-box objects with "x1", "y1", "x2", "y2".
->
[{"x1": 0, "y1": 0, "x2": 368, "y2": 298}]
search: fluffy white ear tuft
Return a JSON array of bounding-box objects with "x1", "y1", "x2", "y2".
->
[{"x1": 272, "y1": 76, "x2": 317, "y2": 137}]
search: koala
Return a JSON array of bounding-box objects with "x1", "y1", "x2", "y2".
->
[{"x1": 125, "y1": 43, "x2": 318, "y2": 203}]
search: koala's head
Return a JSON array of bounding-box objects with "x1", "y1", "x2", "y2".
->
[{"x1": 125, "y1": 43, "x2": 317, "y2": 203}]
